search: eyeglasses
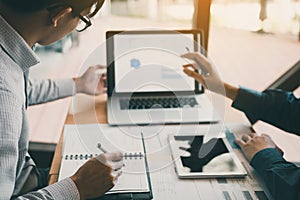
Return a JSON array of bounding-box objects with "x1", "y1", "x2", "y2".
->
[{"x1": 76, "y1": 14, "x2": 92, "y2": 32}]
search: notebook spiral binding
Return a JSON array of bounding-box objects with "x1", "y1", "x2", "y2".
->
[
  {"x1": 124, "y1": 152, "x2": 143, "y2": 159},
  {"x1": 64, "y1": 152, "x2": 143, "y2": 160}
]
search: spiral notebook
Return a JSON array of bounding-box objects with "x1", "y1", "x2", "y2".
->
[{"x1": 58, "y1": 124, "x2": 152, "y2": 199}]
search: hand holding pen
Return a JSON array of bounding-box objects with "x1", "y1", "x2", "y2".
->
[
  {"x1": 97, "y1": 143, "x2": 125, "y2": 167},
  {"x1": 70, "y1": 146, "x2": 123, "y2": 199}
]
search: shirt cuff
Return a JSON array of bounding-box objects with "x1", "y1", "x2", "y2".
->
[
  {"x1": 45, "y1": 178, "x2": 80, "y2": 200},
  {"x1": 250, "y1": 148, "x2": 286, "y2": 175},
  {"x1": 54, "y1": 79, "x2": 76, "y2": 97}
]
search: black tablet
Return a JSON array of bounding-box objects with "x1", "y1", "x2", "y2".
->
[{"x1": 168, "y1": 134, "x2": 247, "y2": 178}]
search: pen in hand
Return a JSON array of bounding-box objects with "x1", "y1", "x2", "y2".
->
[
  {"x1": 97, "y1": 143, "x2": 125, "y2": 167},
  {"x1": 185, "y1": 47, "x2": 210, "y2": 77},
  {"x1": 97, "y1": 143, "x2": 107, "y2": 153}
]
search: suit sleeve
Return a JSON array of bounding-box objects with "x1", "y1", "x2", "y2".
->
[
  {"x1": 232, "y1": 87, "x2": 300, "y2": 135},
  {"x1": 250, "y1": 148, "x2": 300, "y2": 200}
]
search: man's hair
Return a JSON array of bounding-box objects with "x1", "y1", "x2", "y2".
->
[{"x1": 1, "y1": 0, "x2": 104, "y2": 17}]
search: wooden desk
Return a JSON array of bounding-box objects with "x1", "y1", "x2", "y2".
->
[
  {"x1": 49, "y1": 93, "x2": 279, "y2": 200},
  {"x1": 48, "y1": 93, "x2": 248, "y2": 185}
]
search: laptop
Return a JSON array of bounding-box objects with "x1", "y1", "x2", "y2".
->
[{"x1": 106, "y1": 30, "x2": 220, "y2": 125}]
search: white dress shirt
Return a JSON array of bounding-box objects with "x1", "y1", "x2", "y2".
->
[{"x1": 0, "y1": 15, "x2": 80, "y2": 200}]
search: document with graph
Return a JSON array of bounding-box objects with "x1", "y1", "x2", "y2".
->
[{"x1": 58, "y1": 124, "x2": 152, "y2": 199}]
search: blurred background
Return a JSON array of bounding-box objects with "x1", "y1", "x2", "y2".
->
[
  {"x1": 33, "y1": 0, "x2": 300, "y2": 90},
  {"x1": 109, "y1": 0, "x2": 300, "y2": 34}
]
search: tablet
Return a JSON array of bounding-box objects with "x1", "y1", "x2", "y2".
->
[{"x1": 168, "y1": 134, "x2": 247, "y2": 178}]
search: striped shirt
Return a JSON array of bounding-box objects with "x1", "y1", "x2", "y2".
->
[{"x1": 0, "y1": 15, "x2": 80, "y2": 199}]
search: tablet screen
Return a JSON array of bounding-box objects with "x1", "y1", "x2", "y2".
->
[{"x1": 169, "y1": 135, "x2": 247, "y2": 178}]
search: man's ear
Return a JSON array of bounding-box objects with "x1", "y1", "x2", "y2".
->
[{"x1": 50, "y1": 7, "x2": 73, "y2": 27}]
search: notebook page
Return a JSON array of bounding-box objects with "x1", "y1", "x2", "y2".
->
[
  {"x1": 62, "y1": 124, "x2": 143, "y2": 155},
  {"x1": 108, "y1": 156, "x2": 149, "y2": 193},
  {"x1": 58, "y1": 124, "x2": 150, "y2": 193}
]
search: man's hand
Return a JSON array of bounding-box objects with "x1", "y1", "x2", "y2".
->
[
  {"x1": 74, "y1": 65, "x2": 107, "y2": 95},
  {"x1": 235, "y1": 133, "x2": 283, "y2": 161},
  {"x1": 70, "y1": 152, "x2": 123, "y2": 199}
]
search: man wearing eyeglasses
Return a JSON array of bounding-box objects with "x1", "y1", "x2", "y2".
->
[{"x1": 0, "y1": 0, "x2": 124, "y2": 199}]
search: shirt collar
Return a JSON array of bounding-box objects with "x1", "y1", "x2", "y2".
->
[{"x1": 0, "y1": 15, "x2": 40, "y2": 71}]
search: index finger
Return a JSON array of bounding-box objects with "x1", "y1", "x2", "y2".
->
[
  {"x1": 181, "y1": 52, "x2": 206, "y2": 61},
  {"x1": 95, "y1": 64, "x2": 107, "y2": 69},
  {"x1": 234, "y1": 138, "x2": 245, "y2": 147},
  {"x1": 94, "y1": 65, "x2": 107, "y2": 74},
  {"x1": 181, "y1": 52, "x2": 199, "y2": 59},
  {"x1": 110, "y1": 160, "x2": 124, "y2": 171},
  {"x1": 95, "y1": 69, "x2": 106, "y2": 75}
]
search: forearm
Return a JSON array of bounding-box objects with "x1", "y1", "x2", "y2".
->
[
  {"x1": 224, "y1": 83, "x2": 239, "y2": 101},
  {"x1": 250, "y1": 148, "x2": 300, "y2": 200},
  {"x1": 72, "y1": 77, "x2": 85, "y2": 94},
  {"x1": 27, "y1": 79, "x2": 75, "y2": 106}
]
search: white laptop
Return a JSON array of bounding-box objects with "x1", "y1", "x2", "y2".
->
[{"x1": 106, "y1": 30, "x2": 220, "y2": 125}]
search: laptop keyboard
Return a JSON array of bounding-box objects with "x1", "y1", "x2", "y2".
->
[{"x1": 120, "y1": 97, "x2": 198, "y2": 110}]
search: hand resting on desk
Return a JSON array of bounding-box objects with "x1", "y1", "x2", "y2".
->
[
  {"x1": 70, "y1": 152, "x2": 123, "y2": 199},
  {"x1": 235, "y1": 133, "x2": 283, "y2": 161}
]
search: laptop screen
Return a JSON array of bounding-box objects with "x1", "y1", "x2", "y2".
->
[{"x1": 107, "y1": 30, "x2": 203, "y2": 95}]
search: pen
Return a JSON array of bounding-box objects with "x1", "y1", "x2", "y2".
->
[
  {"x1": 185, "y1": 47, "x2": 210, "y2": 77},
  {"x1": 97, "y1": 143, "x2": 107, "y2": 153},
  {"x1": 97, "y1": 143, "x2": 126, "y2": 166}
]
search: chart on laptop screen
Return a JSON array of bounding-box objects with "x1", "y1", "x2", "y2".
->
[{"x1": 113, "y1": 33, "x2": 196, "y2": 93}]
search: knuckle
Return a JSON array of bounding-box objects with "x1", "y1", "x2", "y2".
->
[
  {"x1": 111, "y1": 180, "x2": 116, "y2": 187},
  {"x1": 109, "y1": 174, "x2": 115, "y2": 183},
  {"x1": 96, "y1": 154, "x2": 109, "y2": 164},
  {"x1": 101, "y1": 154, "x2": 108, "y2": 161},
  {"x1": 107, "y1": 165, "x2": 113, "y2": 173},
  {"x1": 111, "y1": 181, "x2": 116, "y2": 187}
]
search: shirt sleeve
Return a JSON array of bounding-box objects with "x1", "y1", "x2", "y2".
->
[
  {"x1": 232, "y1": 87, "x2": 300, "y2": 135},
  {"x1": 14, "y1": 178, "x2": 80, "y2": 200},
  {"x1": 0, "y1": 90, "x2": 23, "y2": 199},
  {"x1": 250, "y1": 148, "x2": 300, "y2": 200},
  {"x1": 27, "y1": 79, "x2": 75, "y2": 106}
]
